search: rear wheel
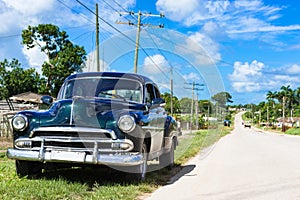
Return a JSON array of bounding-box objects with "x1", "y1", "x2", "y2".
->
[{"x1": 16, "y1": 160, "x2": 42, "y2": 177}]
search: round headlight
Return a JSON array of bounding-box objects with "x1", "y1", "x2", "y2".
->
[
  {"x1": 12, "y1": 114, "x2": 28, "y2": 131},
  {"x1": 118, "y1": 115, "x2": 136, "y2": 133}
]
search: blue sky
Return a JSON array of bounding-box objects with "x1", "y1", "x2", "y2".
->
[{"x1": 0, "y1": 0, "x2": 300, "y2": 105}]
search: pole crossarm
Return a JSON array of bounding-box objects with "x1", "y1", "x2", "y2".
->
[{"x1": 116, "y1": 10, "x2": 164, "y2": 73}]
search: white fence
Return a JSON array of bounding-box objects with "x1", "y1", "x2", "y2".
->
[
  {"x1": 0, "y1": 100, "x2": 38, "y2": 138},
  {"x1": 0, "y1": 111, "x2": 17, "y2": 137}
]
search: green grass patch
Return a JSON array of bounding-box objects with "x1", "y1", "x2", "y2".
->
[
  {"x1": 175, "y1": 126, "x2": 232, "y2": 165},
  {"x1": 0, "y1": 126, "x2": 232, "y2": 199},
  {"x1": 285, "y1": 128, "x2": 300, "y2": 135}
]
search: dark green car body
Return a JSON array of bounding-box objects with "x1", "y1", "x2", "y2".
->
[{"x1": 7, "y1": 72, "x2": 179, "y2": 180}]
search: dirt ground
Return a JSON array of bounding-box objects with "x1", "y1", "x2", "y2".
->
[{"x1": 0, "y1": 137, "x2": 12, "y2": 149}]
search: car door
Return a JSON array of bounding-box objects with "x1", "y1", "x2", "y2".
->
[{"x1": 145, "y1": 83, "x2": 166, "y2": 156}]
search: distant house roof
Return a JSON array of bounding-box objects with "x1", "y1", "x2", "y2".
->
[
  {"x1": 9, "y1": 92, "x2": 43, "y2": 104},
  {"x1": 277, "y1": 117, "x2": 300, "y2": 122}
]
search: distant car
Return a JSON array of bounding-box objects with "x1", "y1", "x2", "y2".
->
[
  {"x1": 224, "y1": 120, "x2": 231, "y2": 127},
  {"x1": 244, "y1": 121, "x2": 251, "y2": 128},
  {"x1": 7, "y1": 72, "x2": 179, "y2": 181}
]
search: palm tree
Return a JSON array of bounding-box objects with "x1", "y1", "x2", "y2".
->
[
  {"x1": 295, "y1": 87, "x2": 300, "y2": 104},
  {"x1": 279, "y1": 85, "x2": 297, "y2": 119},
  {"x1": 266, "y1": 91, "x2": 276, "y2": 101}
]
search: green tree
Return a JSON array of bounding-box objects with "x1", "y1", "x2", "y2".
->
[
  {"x1": 0, "y1": 59, "x2": 45, "y2": 99},
  {"x1": 211, "y1": 92, "x2": 233, "y2": 107},
  {"x1": 22, "y1": 24, "x2": 87, "y2": 96},
  {"x1": 161, "y1": 92, "x2": 181, "y2": 114},
  {"x1": 198, "y1": 100, "x2": 212, "y2": 116},
  {"x1": 179, "y1": 97, "x2": 192, "y2": 114}
]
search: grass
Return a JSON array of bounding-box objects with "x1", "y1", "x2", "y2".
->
[
  {"x1": 256, "y1": 126, "x2": 300, "y2": 136},
  {"x1": 0, "y1": 125, "x2": 232, "y2": 200},
  {"x1": 285, "y1": 128, "x2": 300, "y2": 135}
]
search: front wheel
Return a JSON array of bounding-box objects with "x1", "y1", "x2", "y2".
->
[
  {"x1": 160, "y1": 138, "x2": 175, "y2": 170},
  {"x1": 129, "y1": 142, "x2": 148, "y2": 182},
  {"x1": 16, "y1": 160, "x2": 42, "y2": 177}
]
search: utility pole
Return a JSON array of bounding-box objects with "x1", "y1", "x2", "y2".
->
[
  {"x1": 170, "y1": 66, "x2": 173, "y2": 115},
  {"x1": 267, "y1": 106, "x2": 269, "y2": 127},
  {"x1": 282, "y1": 96, "x2": 286, "y2": 132},
  {"x1": 185, "y1": 82, "x2": 204, "y2": 131},
  {"x1": 96, "y1": 3, "x2": 100, "y2": 72},
  {"x1": 116, "y1": 11, "x2": 164, "y2": 73}
]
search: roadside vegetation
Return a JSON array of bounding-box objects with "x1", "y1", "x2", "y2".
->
[
  {"x1": 0, "y1": 125, "x2": 232, "y2": 200},
  {"x1": 239, "y1": 85, "x2": 300, "y2": 134},
  {"x1": 284, "y1": 128, "x2": 300, "y2": 136}
]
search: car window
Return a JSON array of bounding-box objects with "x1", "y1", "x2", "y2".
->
[
  {"x1": 153, "y1": 86, "x2": 161, "y2": 99},
  {"x1": 145, "y1": 84, "x2": 155, "y2": 103}
]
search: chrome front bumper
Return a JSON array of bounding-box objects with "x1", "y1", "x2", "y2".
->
[
  {"x1": 6, "y1": 148, "x2": 143, "y2": 166},
  {"x1": 6, "y1": 136, "x2": 143, "y2": 166}
]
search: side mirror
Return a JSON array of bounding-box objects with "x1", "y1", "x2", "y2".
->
[
  {"x1": 41, "y1": 95, "x2": 53, "y2": 105},
  {"x1": 150, "y1": 98, "x2": 165, "y2": 109}
]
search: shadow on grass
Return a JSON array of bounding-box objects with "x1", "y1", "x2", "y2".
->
[{"x1": 33, "y1": 162, "x2": 196, "y2": 189}]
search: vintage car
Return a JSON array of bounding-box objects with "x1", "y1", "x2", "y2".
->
[{"x1": 7, "y1": 72, "x2": 179, "y2": 181}]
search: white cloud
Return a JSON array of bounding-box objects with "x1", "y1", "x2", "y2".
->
[
  {"x1": 0, "y1": 0, "x2": 137, "y2": 69},
  {"x1": 176, "y1": 32, "x2": 221, "y2": 66},
  {"x1": 229, "y1": 61, "x2": 300, "y2": 93},
  {"x1": 232, "y1": 81, "x2": 261, "y2": 93},
  {"x1": 201, "y1": 21, "x2": 226, "y2": 39},
  {"x1": 84, "y1": 51, "x2": 110, "y2": 72},
  {"x1": 2, "y1": 0, "x2": 54, "y2": 15},
  {"x1": 229, "y1": 60, "x2": 264, "y2": 82},
  {"x1": 286, "y1": 64, "x2": 300, "y2": 74},
  {"x1": 228, "y1": 60, "x2": 265, "y2": 92},
  {"x1": 274, "y1": 75, "x2": 300, "y2": 82},
  {"x1": 156, "y1": 0, "x2": 231, "y2": 26},
  {"x1": 142, "y1": 54, "x2": 170, "y2": 75},
  {"x1": 227, "y1": 24, "x2": 300, "y2": 34},
  {"x1": 156, "y1": 0, "x2": 200, "y2": 25},
  {"x1": 0, "y1": 0, "x2": 57, "y2": 34},
  {"x1": 233, "y1": 0, "x2": 262, "y2": 9},
  {"x1": 156, "y1": 0, "x2": 298, "y2": 45},
  {"x1": 182, "y1": 72, "x2": 201, "y2": 82},
  {"x1": 22, "y1": 45, "x2": 47, "y2": 73}
]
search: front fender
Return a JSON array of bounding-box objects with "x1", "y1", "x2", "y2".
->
[{"x1": 164, "y1": 116, "x2": 178, "y2": 137}]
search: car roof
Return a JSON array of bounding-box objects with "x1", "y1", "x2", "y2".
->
[{"x1": 66, "y1": 72, "x2": 155, "y2": 85}]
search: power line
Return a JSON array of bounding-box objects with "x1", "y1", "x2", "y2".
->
[
  {"x1": 0, "y1": 34, "x2": 21, "y2": 39},
  {"x1": 74, "y1": 0, "x2": 231, "y2": 77},
  {"x1": 116, "y1": 10, "x2": 164, "y2": 73},
  {"x1": 102, "y1": 0, "x2": 136, "y2": 22},
  {"x1": 56, "y1": 0, "x2": 95, "y2": 25},
  {"x1": 75, "y1": 0, "x2": 136, "y2": 44},
  {"x1": 111, "y1": 0, "x2": 132, "y2": 14},
  {"x1": 74, "y1": 0, "x2": 169, "y2": 76}
]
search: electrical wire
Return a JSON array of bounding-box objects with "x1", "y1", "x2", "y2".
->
[
  {"x1": 0, "y1": 34, "x2": 21, "y2": 39},
  {"x1": 56, "y1": 0, "x2": 95, "y2": 25},
  {"x1": 74, "y1": 0, "x2": 173, "y2": 76},
  {"x1": 102, "y1": 0, "x2": 135, "y2": 22}
]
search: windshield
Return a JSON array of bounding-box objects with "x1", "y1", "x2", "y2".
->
[{"x1": 58, "y1": 77, "x2": 143, "y2": 103}]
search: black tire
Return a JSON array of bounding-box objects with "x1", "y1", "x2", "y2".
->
[
  {"x1": 16, "y1": 160, "x2": 42, "y2": 177},
  {"x1": 160, "y1": 138, "x2": 175, "y2": 170},
  {"x1": 130, "y1": 142, "x2": 148, "y2": 182}
]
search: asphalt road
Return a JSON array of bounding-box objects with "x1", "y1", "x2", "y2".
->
[{"x1": 146, "y1": 112, "x2": 300, "y2": 200}]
